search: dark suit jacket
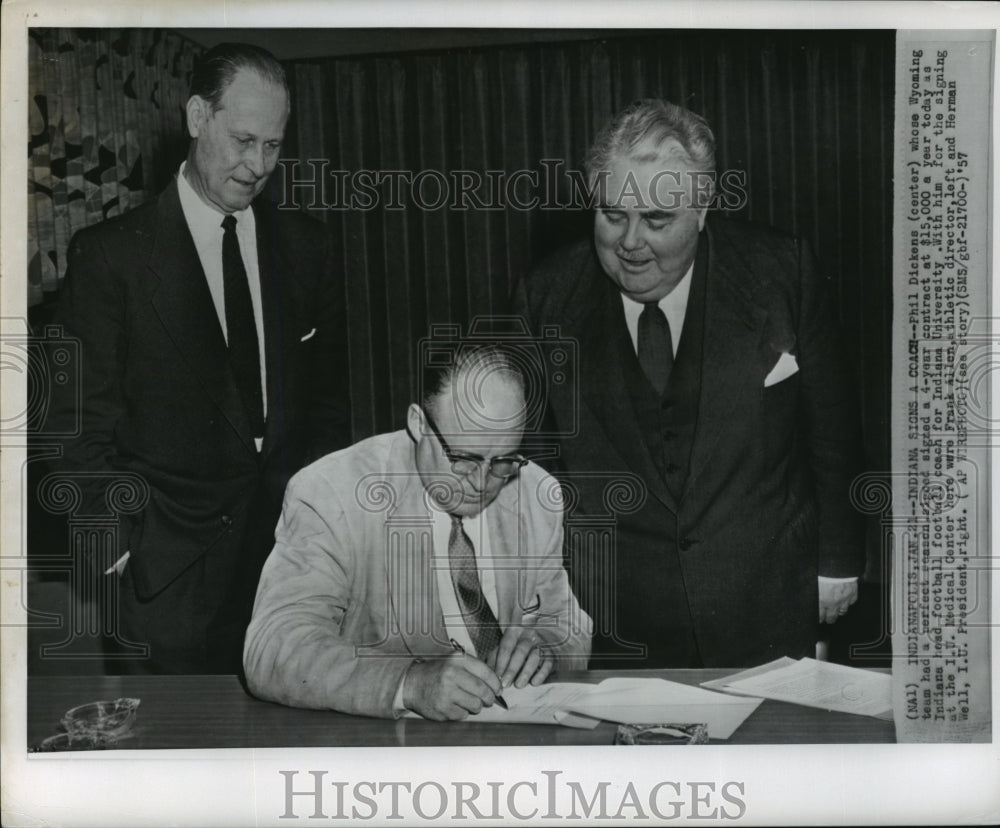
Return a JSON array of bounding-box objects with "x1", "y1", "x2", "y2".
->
[
  {"x1": 513, "y1": 216, "x2": 865, "y2": 668},
  {"x1": 47, "y1": 178, "x2": 351, "y2": 649}
]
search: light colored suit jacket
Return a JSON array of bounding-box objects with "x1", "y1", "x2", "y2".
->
[{"x1": 243, "y1": 430, "x2": 592, "y2": 716}]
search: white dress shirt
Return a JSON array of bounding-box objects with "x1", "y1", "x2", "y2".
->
[
  {"x1": 428, "y1": 499, "x2": 500, "y2": 655},
  {"x1": 620, "y1": 261, "x2": 694, "y2": 356},
  {"x1": 176, "y1": 163, "x2": 268, "y2": 444}
]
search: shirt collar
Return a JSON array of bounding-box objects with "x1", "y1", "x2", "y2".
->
[
  {"x1": 177, "y1": 161, "x2": 253, "y2": 235},
  {"x1": 424, "y1": 490, "x2": 489, "y2": 532},
  {"x1": 620, "y1": 258, "x2": 695, "y2": 315}
]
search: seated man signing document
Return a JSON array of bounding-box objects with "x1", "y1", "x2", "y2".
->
[{"x1": 244, "y1": 345, "x2": 591, "y2": 720}]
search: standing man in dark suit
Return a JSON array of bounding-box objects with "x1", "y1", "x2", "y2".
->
[
  {"x1": 513, "y1": 99, "x2": 864, "y2": 669},
  {"x1": 47, "y1": 43, "x2": 351, "y2": 674}
]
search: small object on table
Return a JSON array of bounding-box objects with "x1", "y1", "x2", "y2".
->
[
  {"x1": 61, "y1": 697, "x2": 141, "y2": 740},
  {"x1": 30, "y1": 697, "x2": 142, "y2": 751},
  {"x1": 614, "y1": 723, "x2": 709, "y2": 745}
]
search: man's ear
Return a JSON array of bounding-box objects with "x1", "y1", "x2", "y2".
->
[
  {"x1": 405, "y1": 404, "x2": 423, "y2": 442},
  {"x1": 185, "y1": 95, "x2": 209, "y2": 139}
]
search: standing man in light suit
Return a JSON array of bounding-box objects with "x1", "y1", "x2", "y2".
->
[
  {"x1": 48, "y1": 43, "x2": 351, "y2": 674},
  {"x1": 514, "y1": 99, "x2": 865, "y2": 669},
  {"x1": 244, "y1": 346, "x2": 591, "y2": 720}
]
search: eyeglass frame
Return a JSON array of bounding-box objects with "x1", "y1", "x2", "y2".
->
[{"x1": 420, "y1": 406, "x2": 528, "y2": 480}]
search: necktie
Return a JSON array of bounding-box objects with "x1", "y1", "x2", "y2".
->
[
  {"x1": 448, "y1": 515, "x2": 503, "y2": 658},
  {"x1": 221, "y1": 215, "x2": 264, "y2": 438},
  {"x1": 637, "y1": 301, "x2": 674, "y2": 395}
]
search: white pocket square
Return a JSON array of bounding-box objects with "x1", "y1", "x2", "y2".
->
[
  {"x1": 764, "y1": 352, "x2": 799, "y2": 387},
  {"x1": 300, "y1": 328, "x2": 317, "y2": 342},
  {"x1": 104, "y1": 550, "x2": 130, "y2": 576}
]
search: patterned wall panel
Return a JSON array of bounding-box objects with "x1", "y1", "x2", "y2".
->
[{"x1": 27, "y1": 28, "x2": 201, "y2": 306}]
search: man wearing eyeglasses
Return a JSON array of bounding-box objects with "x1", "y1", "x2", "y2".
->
[{"x1": 243, "y1": 346, "x2": 591, "y2": 720}]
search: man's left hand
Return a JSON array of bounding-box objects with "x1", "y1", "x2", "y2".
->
[
  {"x1": 818, "y1": 579, "x2": 859, "y2": 624},
  {"x1": 487, "y1": 628, "x2": 554, "y2": 689}
]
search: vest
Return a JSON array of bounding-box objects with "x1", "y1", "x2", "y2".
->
[
  {"x1": 594, "y1": 234, "x2": 708, "y2": 667},
  {"x1": 619, "y1": 233, "x2": 708, "y2": 502}
]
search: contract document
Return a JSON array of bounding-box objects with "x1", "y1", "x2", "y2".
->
[
  {"x1": 702, "y1": 658, "x2": 893, "y2": 719},
  {"x1": 441, "y1": 677, "x2": 761, "y2": 738},
  {"x1": 403, "y1": 682, "x2": 602, "y2": 728},
  {"x1": 466, "y1": 682, "x2": 601, "y2": 729}
]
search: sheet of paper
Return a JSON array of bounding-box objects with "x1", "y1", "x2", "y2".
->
[
  {"x1": 717, "y1": 658, "x2": 892, "y2": 718},
  {"x1": 699, "y1": 657, "x2": 798, "y2": 694},
  {"x1": 404, "y1": 676, "x2": 765, "y2": 737},
  {"x1": 469, "y1": 681, "x2": 600, "y2": 728},
  {"x1": 564, "y1": 677, "x2": 762, "y2": 739},
  {"x1": 404, "y1": 681, "x2": 601, "y2": 729}
]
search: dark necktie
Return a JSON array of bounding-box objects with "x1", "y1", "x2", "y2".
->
[
  {"x1": 637, "y1": 301, "x2": 674, "y2": 395},
  {"x1": 221, "y1": 215, "x2": 264, "y2": 438},
  {"x1": 448, "y1": 515, "x2": 503, "y2": 658}
]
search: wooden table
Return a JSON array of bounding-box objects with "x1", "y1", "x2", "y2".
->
[{"x1": 27, "y1": 669, "x2": 896, "y2": 749}]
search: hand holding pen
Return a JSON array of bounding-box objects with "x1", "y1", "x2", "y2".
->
[
  {"x1": 402, "y1": 644, "x2": 507, "y2": 722},
  {"x1": 451, "y1": 639, "x2": 509, "y2": 710}
]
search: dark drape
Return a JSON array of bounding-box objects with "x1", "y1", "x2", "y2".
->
[
  {"x1": 284, "y1": 31, "x2": 893, "y2": 506},
  {"x1": 24, "y1": 29, "x2": 895, "y2": 674}
]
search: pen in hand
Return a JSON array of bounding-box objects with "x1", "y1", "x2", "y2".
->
[{"x1": 451, "y1": 638, "x2": 509, "y2": 710}]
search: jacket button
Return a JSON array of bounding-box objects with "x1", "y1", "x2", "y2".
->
[
  {"x1": 678, "y1": 537, "x2": 696, "y2": 551},
  {"x1": 221, "y1": 515, "x2": 233, "y2": 526}
]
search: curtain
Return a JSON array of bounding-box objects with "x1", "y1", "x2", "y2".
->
[
  {"x1": 26, "y1": 28, "x2": 894, "y2": 584},
  {"x1": 284, "y1": 30, "x2": 894, "y2": 489},
  {"x1": 27, "y1": 28, "x2": 201, "y2": 306}
]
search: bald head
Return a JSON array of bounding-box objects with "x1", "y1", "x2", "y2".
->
[{"x1": 409, "y1": 346, "x2": 527, "y2": 516}]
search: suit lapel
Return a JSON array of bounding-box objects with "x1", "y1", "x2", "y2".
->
[
  {"x1": 578, "y1": 272, "x2": 676, "y2": 512},
  {"x1": 686, "y1": 222, "x2": 769, "y2": 490},
  {"x1": 147, "y1": 181, "x2": 256, "y2": 454}
]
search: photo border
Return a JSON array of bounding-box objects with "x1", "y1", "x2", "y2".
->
[{"x1": 2, "y1": 1, "x2": 998, "y2": 825}]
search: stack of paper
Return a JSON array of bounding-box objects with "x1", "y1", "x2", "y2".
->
[
  {"x1": 563, "y1": 677, "x2": 762, "y2": 738},
  {"x1": 702, "y1": 657, "x2": 893, "y2": 719},
  {"x1": 449, "y1": 677, "x2": 762, "y2": 738}
]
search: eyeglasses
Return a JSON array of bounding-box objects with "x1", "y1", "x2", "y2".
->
[{"x1": 422, "y1": 407, "x2": 527, "y2": 480}]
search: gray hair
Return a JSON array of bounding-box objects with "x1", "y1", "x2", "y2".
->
[
  {"x1": 584, "y1": 99, "x2": 715, "y2": 186},
  {"x1": 189, "y1": 42, "x2": 289, "y2": 112}
]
